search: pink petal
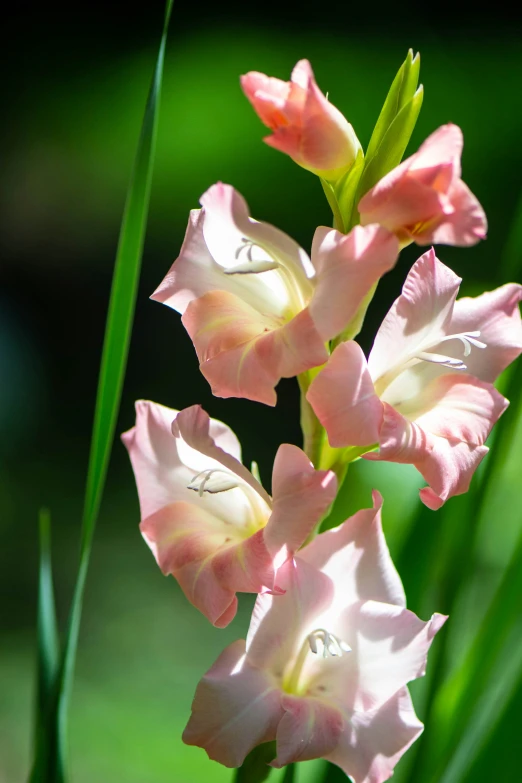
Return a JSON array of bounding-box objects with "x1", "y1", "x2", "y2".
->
[
  {"x1": 151, "y1": 209, "x2": 222, "y2": 315},
  {"x1": 183, "y1": 640, "x2": 283, "y2": 767},
  {"x1": 298, "y1": 490, "x2": 406, "y2": 609},
  {"x1": 242, "y1": 61, "x2": 359, "y2": 177},
  {"x1": 200, "y1": 182, "x2": 314, "y2": 286},
  {"x1": 409, "y1": 124, "x2": 463, "y2": 177},
  {"x1": 326, "y1": 687, "x2": 424, "y2": 783},
  {"x1": 419, "y1": 178, "x2": 487, "y2": 246},
  {"x1": 184, "y1": 290, "x2": 327, "y2": 405},
  {"x1": 298, "y1": 77, "x2": 361, "y2": 176},
  {"x1": 307, "y1": 342, "x2": 383, "y2": 448},
  {"x1": 141, "y1": 501, "x2": 287, "y2": 627},
  {"x1": 357, "y1": 125, "x2": 463, "y2": 234},
  {"x1": 327, "y1": 601, "x2": 447, "y2": 712},
  {"x1": 173, "y1": 404, "x2": 270, "y2": 504},
  {"x1": 412, "y1": 374, "x2": 508, "y2": 447},
  {"x1": 368, "y1": 249, "x2": 462, "y2": 382},
  {"x1": 309, "y1": 224, "x2": 399, "y2": 341},
  {"x1": 449, "y1": 282, "x2": 522, "y2": 382},
  {"x1": 359, "y1": 173, "x2": 444, "y2": 239},
  {"x1": 153, "y1": 183, "x2": 314, "y2": 326},
  {"x1": 264, "y1": 443, "x2": 337, "y2": 556},
  {"x1": 246, "y1": 558, "x2": 334, "y2": 674},
  {"x1": 240, "y1": 72, "x2": 292, "y2": 128},
  {"x1": 290, "y1": 59, "x2": 314, "y2": 88},
  {"x1": 121, "y1": 400, "x2": 184, "y2": 519},
  {"x1": 272, "y1": 694, "x2": 344, "y2": 766},
  {"x1": 121, "y1": 400, "x2": 243, "y2": 521},
  {"x1": 140, "y1": 501, "x2": 241, "y2": 627},
  {"x1": 365, "y1": 403, "x2": 490, "y2": 509},
  {"x1": 358, "y1": 125, "x2": 486, "y2": 247},
  {"x1": 182, "y1": 290, "x2": 280, "y2": 406}
]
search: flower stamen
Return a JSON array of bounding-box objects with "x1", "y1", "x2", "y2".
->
[
  {"x1": 283, "y1": 628, "x2": 351, "y2": 694},
  {"x1": 416, "y1": 330, "x2": 486, "y2": 371},
  {"x1": 187, "y1": 469, "x2": 240, "y2": 496},
  {"x1": 224, "y1": 238, "x2": 280, "y2": 275}
]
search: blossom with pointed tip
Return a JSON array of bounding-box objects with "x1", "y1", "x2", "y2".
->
[
  {"x1": 121, "y1": 400, "x2": 337, "y2": 627},
  {"x1": 241, "y1": 59, "x2": 361, "y2": 181},
  {"x1": 183, "y1": 492, "x2": 446, "y2": 781},
  {"x1": 308, "y1": 249, "x2": 522, "y2": 509},
  {"x1": 358, "y1": 124, "x2": 487, "y2": 247},
  {"x1": 152, "y1": 183, "x2": 399, "y2": 405}
]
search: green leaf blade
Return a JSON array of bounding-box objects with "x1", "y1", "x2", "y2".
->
[
  {"x1": 28, "y1": 2, "x2": 174, "y2": 780},
  {"x1": 30, "y1": 509, "x2": 60, "y2": 781},
  {"x1": 364, "y1": 49, "x2": 420, "y2": 165},
  {"x1": 356, "y1": 85, "x2": 423, "y2": 203}
]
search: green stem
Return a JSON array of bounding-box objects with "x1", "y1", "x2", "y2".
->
[
  {"x1": 282, "y1": 764, "x2": 296, "y2": 782},
  {"x1": 298, "y1": 372, "x2": 326, "y2": 469},
  {"x1": 320, "y1": 178, "x2": 345, "y2": 232}
]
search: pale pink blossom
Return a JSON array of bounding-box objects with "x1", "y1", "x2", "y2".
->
[
  {"x1": 358, "y1": 125, "x2": 487, "y2": 247},
  {"x1": 241, "y1": 59, "x2": 361, "y2": 180},
  {"x1": 183, "y1": 492, "x2": 446, "y2": 780},
  {"x1": 121, "y1": 401, "x2": 336, "y2": 627},
  {"x1": 307, "y1": 249, "x2": 522, "y2": 509},
  {"x1": 152, "y1": 183, "x2": 398, "y2": 405}
]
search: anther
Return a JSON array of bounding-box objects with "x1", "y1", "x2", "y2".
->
[
  {"x1": 225, "y1": 238, "x2": 279, "y2": 275},
  {"x1": 417, "y1": 330, "x2": 486, "y2": 371},
  {"x1": 307, "y1": 629, "x2": 351, "y2": 658},
  {"x1": 187, "y1": 469, "x2": 239, "y2": 496}
]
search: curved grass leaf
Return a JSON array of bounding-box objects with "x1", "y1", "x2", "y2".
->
[
  {"x1": 32, "y1": 510, "x2": 59, "y2": 770},
  {"x1": 28, "y1": 2, "x2": 173, "y2": 780},
  {"x1": 437, "y1": 623, "x2": 522, "y2": 783}
]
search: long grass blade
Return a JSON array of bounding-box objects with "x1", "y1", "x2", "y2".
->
[
  {"x1": 32, "y1": 509, "x2": 60, "y2": 768},
  {"x1": 436, "y1": 623, "x2": 522, "y2": 783},
  {"x1": 28, "y1": 3, "x2": 173, "y2": 780}
]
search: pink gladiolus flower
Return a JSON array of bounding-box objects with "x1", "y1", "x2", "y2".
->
[
  {"x1": 358, "y1": 124, "x2": 487, "y2": 247},
  {"x1": 183, "y1": 492, "x2": 446, "y2": 780},
  {"x1": 241, "y1": 59, "x2": 361, "y2": 181},
  {"x1": 152, "y1": 182, "x2": 398, "y2": 405},
  {"x1": 307, "y1": 249, "x2": 522, "y2": 509},
  {"x1": 121, "y1": 400, "x2": 337, "y2": 627}
]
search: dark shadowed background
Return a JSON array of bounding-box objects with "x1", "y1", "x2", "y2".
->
[{"x1": 2, "y1": 1, "x2": 521, "y2": 781}]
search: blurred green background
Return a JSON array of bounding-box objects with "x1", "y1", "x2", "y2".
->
[{"x1": 2, "y1": 2, "x2": 522, "y2": 781}]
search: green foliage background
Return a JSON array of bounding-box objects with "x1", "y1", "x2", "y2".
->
[{"x1": 1, "y1": 7, "x2": 521, "y2": 782}]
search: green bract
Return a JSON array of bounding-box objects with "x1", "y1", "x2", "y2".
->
[{"x1": 324, "y1": 49, "x2": 423, "y2": 236}]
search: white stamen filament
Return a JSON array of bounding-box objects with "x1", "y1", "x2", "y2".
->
[
  {"x1": 284, "y1": 628, "x2": 351, "y2": 694},
  {"x1": 224, "y1": 237, "x2": 310, "y2": 314},
  {"x1": 187, "y1": 467, "x2": 269, "y2": 533},
  {"x1": 416, "y1": 330, "x2": 486, "y2": 370},
  {"x1": 224, "y1": 239, "x2": 280, "y2": 275},
  {"x1": 187, "y1": 468, "x2": 240, "y2": 496},
  {"x1": 376, "y1": 330, "x2": 487, "y2": 396}
]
